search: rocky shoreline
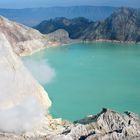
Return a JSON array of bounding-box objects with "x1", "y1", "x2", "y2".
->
[
  {"x1": 0, "y1": 109, "x2": 139, "y2": 140},
  {"x1": 81, "y1": 39, "x2": 140, "y2": 45}
]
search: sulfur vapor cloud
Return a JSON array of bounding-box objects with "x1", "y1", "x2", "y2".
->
[
  {"x1": 0, "y1": 62, "x2": 44, "y2": 133},
  {"x1": 0, "y1": 58, "x2": 44, "y2": 133},
  {"x1": 0, "y1": 33, "x2": 51, "y2": 133},
  {"x1": 23, "y1": 59, "x2": 56, "y2": 85},
  {"x1": 0, "y1": 97, "x2": 43, "y2": 133}
]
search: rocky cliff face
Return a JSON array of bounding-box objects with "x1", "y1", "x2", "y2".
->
[
  {"x1": 0, "y1": 16, "x2": 46, "y2": 55},
  {"x1": 59, "y1": 109, "x2": 140, "y2": 140},
  {"x1": 0, "y1": 16, "x2": 72, "y2": 56},
  {"x1": 81, "y1": 7, "x2": 140, "y2": 42},
  {"x1": 35, "y1": 7, "x2": 140, "y2": 43}
]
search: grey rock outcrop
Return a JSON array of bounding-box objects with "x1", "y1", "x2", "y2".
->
[
  {"x1": 59, "y1": 108, "x2": 140, "y2": 140},
  {"x1": 45, "y1": 29, "x2": 74, "y2": 44}
]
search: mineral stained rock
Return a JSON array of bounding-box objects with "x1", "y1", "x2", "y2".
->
[
  {"x1": 0, "y1": 16, "x2": 72, "y2": 56},
  {"x1": 59, "y1": 108, "x2": 140, "y2": 140}
]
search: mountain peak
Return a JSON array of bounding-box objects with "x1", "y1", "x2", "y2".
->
[
  {"x1": 35, "y1": 7, "x2": 140, "y2": 43},
  {"x1": 115, "y1": 7, "x2": 136, "y2": 14}
]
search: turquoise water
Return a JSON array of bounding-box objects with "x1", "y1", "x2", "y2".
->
[{"x1": 23, "y1": 42, "x2": 140, "y2": 121}]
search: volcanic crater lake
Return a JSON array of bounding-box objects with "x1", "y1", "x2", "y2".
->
[{"x1": 23, "y1": 43, "x2": 140, "y2": 121}]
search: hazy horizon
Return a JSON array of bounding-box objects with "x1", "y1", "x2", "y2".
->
[{"x1": 0, "y1": 0, "x2": 140, "y2": 9}]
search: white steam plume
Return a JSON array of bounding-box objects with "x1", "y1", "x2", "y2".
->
[
  {"x1": 23, "y1": 59, "x2": 56, "y2": 85},
  {"x1": 0, "y1": 97, "x2": 43, "y2": 133},
  {"x1": 0, "y1": 33, "x2": 51, "y2": 133},
  {"x1": 0, "y1": 61, "x2": 44, "y2": 133}
]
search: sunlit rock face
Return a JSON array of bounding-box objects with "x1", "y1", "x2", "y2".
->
[
  {"x1": 53, "y1": 109, "x2": 140, "y2": 140},
  {"x1": 0, "y1": 16, "x2": 47, "y2": 56},
  {"x1": 0, "y1": 16, "x2": 72, "y2": 56},
  {"x1": 45, "y1": 29, "x2": 74, "y2": 45},
  {"x1": 0, "y1": 33, "x2": 51, "y2": 132}
]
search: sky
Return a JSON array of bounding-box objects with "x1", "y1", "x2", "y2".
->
[{"x1": 0, "y1": 0, "x2": 140, "y2": 9}]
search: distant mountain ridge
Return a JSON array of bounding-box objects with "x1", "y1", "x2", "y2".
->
[
  {"x1": 81, "y1": 7, "x2": 140, "y2": 42},
  {"x1": 0, "y1": 6, "x2": 117, "y2": 26},
  {"x1": 34, "y1": 17, "x2": 92, "y2": 39},
  {"x1": 35, "y1": 7, "x2": 140, "y2": 43}
]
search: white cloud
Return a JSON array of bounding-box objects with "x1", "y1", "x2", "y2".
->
[{"x1": 0, "y1": 97, "x2": 43, "y2": 133}]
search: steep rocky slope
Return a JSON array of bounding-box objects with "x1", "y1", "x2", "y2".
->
[
  {"x1": 0, "y1": 15, "x2": 71, "y2": 136},
  {"x1": 0, "y1": 16, "x2": 45, "y2": 55},
  {"x1": 0, "y1": 33, "x2": 51, "y2": 109},
  {"x1": 0, "y1": 16, "x2": 72, "y2": 56}
]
